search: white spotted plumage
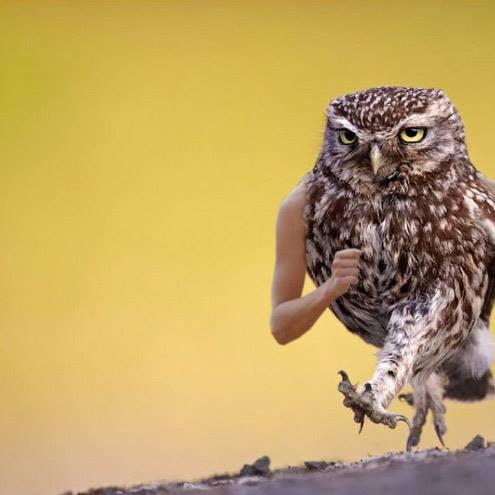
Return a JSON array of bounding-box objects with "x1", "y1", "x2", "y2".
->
[{"x1": 302, "y1": 86, "x2": 495, "y2": 449}]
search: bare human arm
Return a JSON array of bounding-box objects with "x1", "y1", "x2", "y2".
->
[{"x1": 269, "y1": 178, "x2": 362, "y2": 345}]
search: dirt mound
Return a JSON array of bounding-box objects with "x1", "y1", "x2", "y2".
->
[{"x1": 65, "y1": 435, "x2": 495, "y2": 495}]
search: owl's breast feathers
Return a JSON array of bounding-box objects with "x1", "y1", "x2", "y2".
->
[{"x1": 303, "y1": 167, "x2": 495, "y2": 348}]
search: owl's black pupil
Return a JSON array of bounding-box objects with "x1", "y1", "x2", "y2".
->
[
  {"x1": 405, "y1": 128, "x2": 418, "y2": 137},
  {"x1": 345, "y1": 130, "x2": 355, "y2": 140}
]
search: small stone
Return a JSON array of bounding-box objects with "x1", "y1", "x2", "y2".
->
[
  {"x1": 464, "y1": 434, "x2": 485, "y2": 451},
  {"x1": 85, "y1": 488, "x2": 126, "y2": 495},
  {"x1": 239, "y1": 455, "x2": 271, "y2": 477},
  {"x1": 304, "y1": 461, "x2": 335, "y2": 471}
]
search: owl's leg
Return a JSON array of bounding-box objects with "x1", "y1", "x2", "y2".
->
[
  {"x1": 337, "y1": 293, "x2": 458, "y2": 444},
  {"x1": 338, "y1": 301, "x2": 432, "y2": 436},
  {"x1": 428, "y1": 374, "x2": 447, "y2": 446}
]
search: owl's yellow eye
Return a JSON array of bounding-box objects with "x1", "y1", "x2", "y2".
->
[
  {"x1": 339, "y1": 129, "x2": 357, "y2": 145},
  {"x1": 399, "y1": 127, "x2": 426, "y2": 143}
]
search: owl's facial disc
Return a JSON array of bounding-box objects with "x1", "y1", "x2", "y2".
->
[
  {"x1": 332, "y1": 120, "x2": 432, "y2": 179},
  {"x1": 321, "y1": 87, "x2": 468, "y2": 194}
]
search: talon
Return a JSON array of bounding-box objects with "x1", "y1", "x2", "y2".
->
[
  {"x1": 353, "y1": 408, "x2": 365, "y2": 434},
  {"x1": 338, "y1": 370, "x2": 357, "y2": 396},
  {"x1": 386, "y1": 413, "x2": 411, "y2": 430},
  {"x1": 358, "y1": 416, "x2": 365, "y2": 434},
  {"x1": 434, "y1": 422, "x2": 446, "y2": 447},
  {"x1": 395, "y1": 415, "x2": 411, "y2": 429}
]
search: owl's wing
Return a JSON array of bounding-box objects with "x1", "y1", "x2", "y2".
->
[
  {"x1": 477, "y1": 173, "x2": 495, "y2": 192},
  {"x1": 476, "y1": 172, "x2": 495, "y2": 324},
  {"x1": 480, "y1": 258, "x2": 495, "y2": 324}
]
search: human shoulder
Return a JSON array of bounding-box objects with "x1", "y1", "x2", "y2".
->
[
  {"x1": 279, "y1": 173, "x2": 309, "y2": 212},
  {"x1": 277, "y1": 174, "x2": 310, "y2": 233}
]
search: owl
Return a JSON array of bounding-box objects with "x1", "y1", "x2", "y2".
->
[{"x1": 302, "y1": 86, "x2": 495, "y2": 450}]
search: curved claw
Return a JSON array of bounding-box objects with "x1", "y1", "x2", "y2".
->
[
  {"x1": 352, "y1": 408, "x2": 365, "y2": 434},
  {"x1": 391, "y1": 414, "x2": 411, "y2": 432},
  {"x1": 434, "y1": 422, "x2": 445, "y2": 447},
  {"x1": 358, "y1": 416, "x2": 365, "y2": 434},
  {"x1": 395, "y1": 414, "x2": 411, "y2": 429}
]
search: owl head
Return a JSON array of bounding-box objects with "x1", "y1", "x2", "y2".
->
[{"x1": 319, "y1": 86, "x2": 469, "y2": 194}]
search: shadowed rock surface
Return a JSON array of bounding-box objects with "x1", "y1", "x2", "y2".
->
[{"x1": 67, "y1": 436, "x2": 495, "y2": 495}]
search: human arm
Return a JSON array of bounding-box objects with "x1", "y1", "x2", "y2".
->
[{"x1": 269, "y1": 181, "x2": 361, "y2": 345}]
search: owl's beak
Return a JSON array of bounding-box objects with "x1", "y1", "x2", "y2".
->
[{"x1": 370, "y1": 144, "x2": 384, "y2": 175}]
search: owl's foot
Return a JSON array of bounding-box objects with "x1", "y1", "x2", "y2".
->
[
  {"x1": 400, "y1": 392, "x2": 430, "y2": 451},
  {"x1": 337, "y1": 370, "x2": 411, "y2": 433},
  {"x1": 400, "y1": 389, "x2": 447, "y2": 451}
]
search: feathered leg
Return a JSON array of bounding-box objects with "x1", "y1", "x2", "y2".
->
[
  {"x1": 400, "y1": 316, "x2": 494, "y2": 450},
  {"x1": 337, "y1": 297, "x2": 443, "y2": 440},
  {"x1": 338, "y1": 316, "x2": 415, "y2": 433}
]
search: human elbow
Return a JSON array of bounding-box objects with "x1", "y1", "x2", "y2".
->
[
  {"x1": 272, "y1": 328, "x2": 290, "y2": 345},
  {"x1": 270, "y1": 316, "x2": 290, "y2": 345}
]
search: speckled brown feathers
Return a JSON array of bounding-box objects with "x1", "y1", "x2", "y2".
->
[{"x1": 302, "y1": 86, "x2": 495, "y2": 447}]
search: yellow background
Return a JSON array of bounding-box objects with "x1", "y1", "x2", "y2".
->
[{"x1": 2, "y1": 2, "x2": 495, "y2": 494}]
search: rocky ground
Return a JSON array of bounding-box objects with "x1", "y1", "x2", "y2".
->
[{"x1": 61, "y1": 435, "x2": 495, "y2": 495}]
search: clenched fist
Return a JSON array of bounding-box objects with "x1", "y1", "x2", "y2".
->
[{"x1": 325, "y1": 248, "x2": 362, "y2": 298}]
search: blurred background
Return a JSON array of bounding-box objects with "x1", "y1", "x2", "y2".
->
[{"x1": 2, "y1": 1, "x2": 495, "y2": 494}]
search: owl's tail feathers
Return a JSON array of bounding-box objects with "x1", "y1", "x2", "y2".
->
[
  {"x1": 443, "y1": 368, "x2": 495, "y2": 402},
  {"x1": 442, "y1": 317, "x2": 495, "y2": 402}
]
